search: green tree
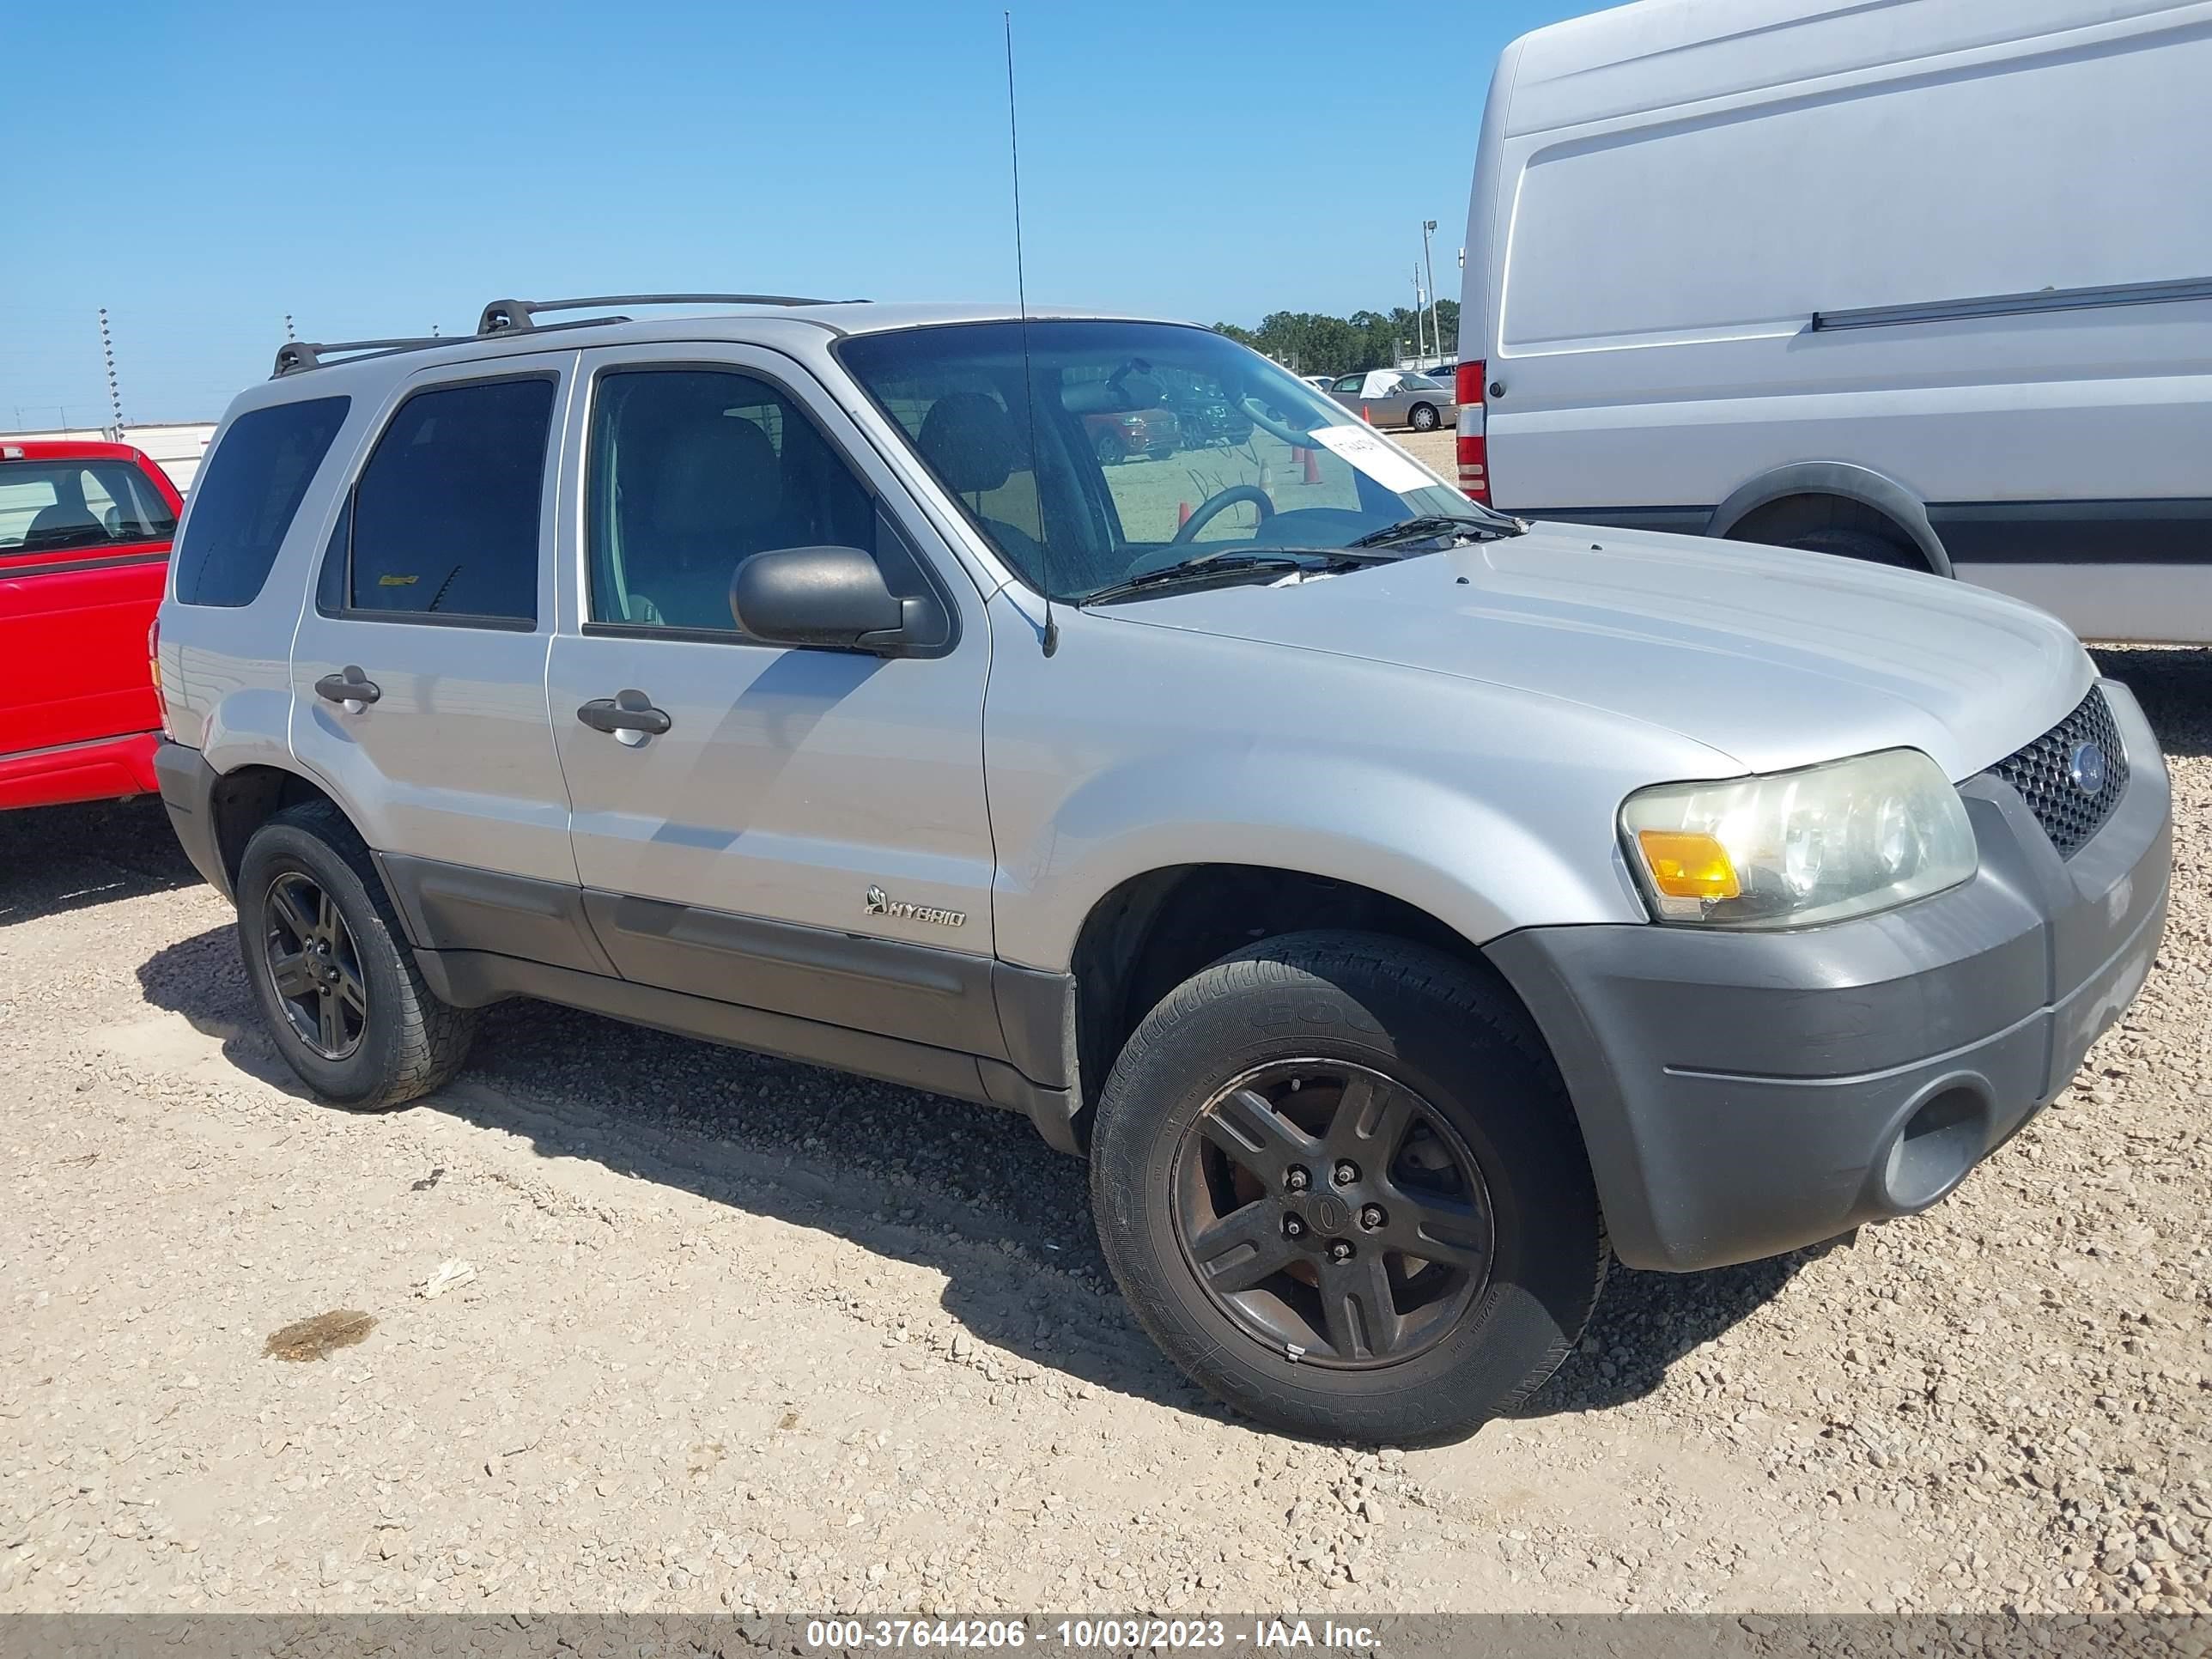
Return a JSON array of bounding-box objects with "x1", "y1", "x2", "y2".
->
[{"x1": 1212, "y1": 301, "x2": 1459, "y2": 378}]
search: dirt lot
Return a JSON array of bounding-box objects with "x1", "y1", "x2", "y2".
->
[{"x1": 3, "y1": 623, "x2": 2209, "y2": 1613}]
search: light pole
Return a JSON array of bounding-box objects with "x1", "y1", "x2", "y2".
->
[
  {"x1": 1421, "y1": 220, "x2": 1441, "y2": 365},
  {"x1": 1412, "y1": 268, "x2": 1426, "y2": 365}
]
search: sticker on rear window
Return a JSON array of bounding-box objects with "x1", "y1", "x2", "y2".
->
[{"x1": 1306, "y1": 425, "x2": 1433, "y2": 495}]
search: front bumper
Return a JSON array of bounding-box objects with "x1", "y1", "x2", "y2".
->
[{"x1": 1486, "y1": 678, "x2": 2171, "y2": 1273}]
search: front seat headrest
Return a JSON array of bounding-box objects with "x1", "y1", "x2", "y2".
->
[{"x1": 918, "y1": 392, "x2": 1024, "y2": 496}]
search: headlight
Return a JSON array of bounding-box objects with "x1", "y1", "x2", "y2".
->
[{"x1": 1620, "y1": 748, "x2": 1976, "y2": 928}]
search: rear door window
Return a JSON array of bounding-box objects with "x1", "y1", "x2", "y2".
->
[
  {"x1": 171, "y1": 398, "x2": 349, "y2": 605},
  {"x1": 335, "y1": 375, "x2": 555, "y2": 625}
]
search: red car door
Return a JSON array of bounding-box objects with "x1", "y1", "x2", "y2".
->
[{"x1": 0, "y1": 443, "x2": 181, "y2": 805}]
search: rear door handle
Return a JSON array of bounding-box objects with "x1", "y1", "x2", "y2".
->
[
  {"x1": 314, "y1": 666, "x2": 381, "y2": 705},
  {"x1": 577, "y1": 689, "x2": 672, "y2": 738}
]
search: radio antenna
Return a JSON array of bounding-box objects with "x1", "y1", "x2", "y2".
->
[{"x1": 1004, "y1": 10, "x2": 1057, "y2": 656}]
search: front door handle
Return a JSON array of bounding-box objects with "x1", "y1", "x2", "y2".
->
[
  {"x1": 314, "y1": 666, "x2": 381, "y2": 706},
  {"x1": 577, "y1": 689, "x2": 672, "y2": 738}
]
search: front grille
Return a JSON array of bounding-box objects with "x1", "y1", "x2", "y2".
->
[{"x1": 1987, "y1": 687, "x2": 2129, "y2": 858}]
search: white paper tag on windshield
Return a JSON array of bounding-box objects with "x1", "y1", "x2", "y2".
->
[{"x1": 1306, "y1": 424, "x2": 1433, "y2": 495}]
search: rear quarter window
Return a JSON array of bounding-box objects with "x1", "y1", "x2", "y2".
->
[{"x1": 173, "y1": 397, "x2": 349, "y2": 606}]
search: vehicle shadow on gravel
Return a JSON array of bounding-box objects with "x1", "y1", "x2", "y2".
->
[
  {"x1": 1515, "y1": 1249, "x2": 1828, "y2": 1419},
  {"x1": 2091, "y1": 646, "x2": 2212, "y2": 757},
  {"x1": 134, "y1": 921, "x2": 1236, "y2": 1426},
  {"x1": 0, "y1": 796, "x2": 199, "y2": 927},
  {"x1": 135, "y1": 917, "x2": 1825, "y2": 1433}
]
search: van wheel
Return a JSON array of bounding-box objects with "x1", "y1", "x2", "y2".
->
[
  {"x1": 1089, "y1": 931, "x2": 1607, "y2": 1444},
  {"x1": 236, "y1": 800, "x2": 478, "y2": 1109},
  {"x1": 1408, "y1": 403, "x2": 1441, "y2": 432},
  {"x1": 1783, "y1": 527, "x2": 1923, "y2": 570}
]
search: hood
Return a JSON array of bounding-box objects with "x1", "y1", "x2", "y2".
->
[{"x1": 1100, "y1": 525, "x2": 2091, "y2": 780}]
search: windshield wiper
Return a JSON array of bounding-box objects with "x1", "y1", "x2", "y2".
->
[
  {"x1": 1080, "y1": 549, "x2": 1395, "y2": 608},
  {"x1": 1349, "y1": 513, "x2": 1525, "y2": 549}
]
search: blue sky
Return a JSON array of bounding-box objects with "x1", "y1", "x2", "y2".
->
[{"x1": 3, "y1": 0, "x2": 1585, "y2": 425}]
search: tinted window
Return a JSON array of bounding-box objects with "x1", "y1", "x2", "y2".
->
[
  {"x1": 173, "y1": 398, "x2": 348, "y2": 606},
  {"x1": 586, "y1": 368, "x2": 873, "y2": 634},
  {"x1": 1400, "y1": 374, "x2": 1445, "y2": 392},
  {"x1": 0, "y1": 459, "x2": 175, "y2": 555},
  {"x1": 343, "y1": 376, "x2": 554, "y2": 623}
]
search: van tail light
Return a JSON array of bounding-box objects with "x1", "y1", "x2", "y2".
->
[{"x1": 1455, "y1": 360, "x2": 1490, "y2": 504}]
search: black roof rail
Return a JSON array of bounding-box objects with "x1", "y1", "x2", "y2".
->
[
  {"x1": 272, "y1": 336, "x2": 451, "y2": 378},
  {"x1": 475, "y1": 293, "x2": 860, "y2": 335},
  {"x1": 271, "y1": 294, "x2": 868, "y2": 378}
]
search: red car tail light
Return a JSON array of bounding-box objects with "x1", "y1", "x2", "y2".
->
[{"x1": 1455, "y1": 361, "x2": 1490, "y2": 504}]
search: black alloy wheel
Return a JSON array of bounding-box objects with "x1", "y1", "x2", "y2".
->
[
  {"x1": 1173, "y1": 1058, "x2": 1492, "y2": 1366},
  {"x1": 262, "y1": 871, "x2": 369, "y2": 1060}
]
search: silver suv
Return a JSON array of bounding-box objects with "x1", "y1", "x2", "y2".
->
[{"x1": 154, "y1": 294, "x2": 2170, "y2": 1443}]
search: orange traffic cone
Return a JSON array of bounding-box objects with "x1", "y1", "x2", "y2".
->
[
  {"x1": 1301, "y1": 447, "x2": 1322, "y2": 485},
  {"x1": 1176, "y1": 501, "x2": 1192, "y2": 528},
  {"x1": 1360, "y1": 404, "x2": 1373, "y2": 424}
]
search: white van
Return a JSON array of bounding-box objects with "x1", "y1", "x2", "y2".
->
[{"x1": 1454, "y1": 0, "x2": 2212, "y2": 643}]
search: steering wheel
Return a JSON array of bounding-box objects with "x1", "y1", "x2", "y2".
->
[{"x1": 1170, "y1": 483, "x2": 1276, "y2": 546}]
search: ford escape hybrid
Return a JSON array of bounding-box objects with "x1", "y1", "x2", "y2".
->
[{"x1": 154, "y1": 295, "x2": 2170, "y2": 1443}]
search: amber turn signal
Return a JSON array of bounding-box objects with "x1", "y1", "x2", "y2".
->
[{"x1": 1634, "y1": 830, "x2": 1741, "y2": 900}]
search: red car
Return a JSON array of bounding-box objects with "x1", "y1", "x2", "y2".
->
[
  {"x1": 1083, "y1": 404, "x2": 1181, "y2": 465},
  {"x1": 0, "y1": 440, "x2": 181, "y2": 810}
]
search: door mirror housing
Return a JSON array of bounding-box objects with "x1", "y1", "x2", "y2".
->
[{"x1": 731, "y1": 544, "x2": 946, "y2": 655}]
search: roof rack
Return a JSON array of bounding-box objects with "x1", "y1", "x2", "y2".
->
[
  {"x1": 272, "y1": 292, "x2": 866, "y2": 378},
  {"x1": 476, "y1": 292, "x2": 858, "y2": 335}
]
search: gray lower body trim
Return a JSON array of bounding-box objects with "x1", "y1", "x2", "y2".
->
[
  {"x1": 1516, "y1": 497, "x2": 2212, "y2": 569},
  {"x1": 1515, "y1": 506, "x2": 1712, "y2": 538},
  {"x1": 1930, "y1": 499, "x2": 2212, "y2": 566},
  {"x1": 374, "y1": 851, "x2": 1083, "y2": 1148},
  {"x1": 153, "y1": 740, "x2": 229, "y2": 899}
]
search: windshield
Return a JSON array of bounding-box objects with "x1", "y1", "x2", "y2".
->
[
  {"x1": 0, "y1": 459, "x2": 177, "y2": 556},
  {"x1": 838, "y1": 319, "x2": 1482, "y2": 603}
]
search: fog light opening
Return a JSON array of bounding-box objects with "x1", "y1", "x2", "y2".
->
[{"x1": 1880, "y1": 1085, "x2": 1988, "y2": 1213}]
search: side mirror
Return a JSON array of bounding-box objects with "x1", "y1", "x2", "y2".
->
[{"x1": 730, "y1": 545, "x2": 945, "y2": 655}]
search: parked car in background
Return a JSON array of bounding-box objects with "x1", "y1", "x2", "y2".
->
[
  {"x1": 1455, "y1": 0, "x2": 2212, "y2": 641},
  {"x1": 1166, "y1": 383, "x2": 1255, "y2": 450},
  {"x1": 0, "y1": 440, "x2": 180, "y2": 809},
  {"x1": 1328, "y1": 369, "x2": 1459, "y2": 431},
  {"x1": 1066, "y1": 393, "x2": 1176, "y2": 462}
]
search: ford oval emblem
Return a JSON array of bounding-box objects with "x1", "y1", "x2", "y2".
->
[{"x1": 2069, "y1": 740, "x2": 2108, "y2": 796}]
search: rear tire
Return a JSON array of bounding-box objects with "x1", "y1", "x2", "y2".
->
[
  {"x1": 1090, "y1": 930, "x2": 1607, "y2": 1444},
  {"x1": 1408, "y1": 403, "x2": 1441, "y2": 433},
  {"x1": 1094, "y1": 430, "x2": 1122, "y2": 467},
  {"x1": 236, "y1": 801, "x2": 478, "y2": 1109}
]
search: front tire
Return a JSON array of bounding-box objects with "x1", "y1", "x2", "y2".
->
[
  {"x1": 1407, "y1": 403, "x2": 1441, "y2": 432},
  {"x1": 236, "y1": 801, "x2": 478, "y2": 1109},
  {"x1": 1090, "y1": 931, "x2": 1606, "y2": 1444}
]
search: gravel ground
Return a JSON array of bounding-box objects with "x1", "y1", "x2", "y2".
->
[{"x1": 3, "y1": 629, "x2": 2209, "y2": 1617}]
